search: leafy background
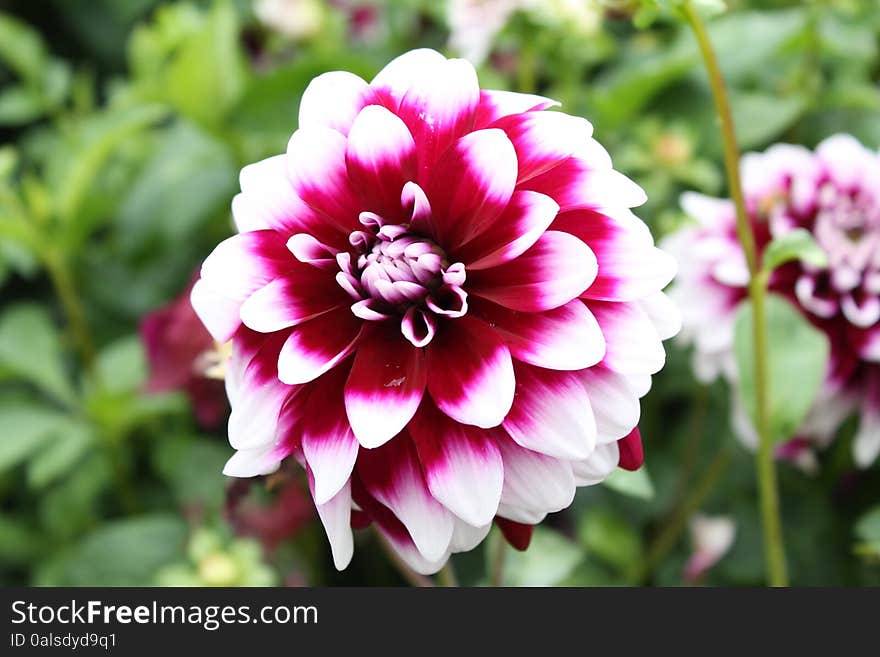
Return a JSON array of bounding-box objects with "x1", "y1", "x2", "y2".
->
[{"x1": 0, "y1": 0, "x2": 879, "y2": 586}]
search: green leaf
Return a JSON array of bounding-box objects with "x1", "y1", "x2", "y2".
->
[
  {"x1": 855, "y1": 507, "x2": 880, "y2": 542},
  {"x1": 118, "y1": 120, "x2": 236, "y2": 251},
  {"x1": 95, "y1": 335, "x2": 147, "y2": 394},
  {"x1": 733, "y1": 293, "x2": 830, "y2": 444},
  {"x1": 0, "y1": 85, "x2": 45, "y2": 125},
  {"x1": 731, "y1": 92, "x2": 807, "y2": 150},
  {"x1": 152, "y1": 435, "x2": 229, "y2": 510},
  {"x1": 762, "y1": 229, "x2": 829, "y2": 273},
  {"x1": 0, "y1": 399, "x2": 69, "y2": 473},
  {"x1": 602, "y1": 466, "x2": 656, "y2": 500},
  {"x1": 578, "y1": 509, "x2": 643, "y2": 580},
  {"x1": 489, "y1": 526, "x2": 583, "y2": 586},
  {"x1": 0, "y1": 12, "x2": 49, "y2": 81},
  {"x1": 26, "y1": 421, "x2": 94, "y2": 490},
  {"x1": 35, "y1": 514, "x2": 188, "y2": 586},
  {"x1": 53, "y1": 103, "x2": 167, "y2": 228},
  {"x1": 0, "y1": 516, "x2": 42, "y2": 564},
  {"x1": 164, "y1": 1, "x2": 246, "y2": 127},
  {"x1": 0, "y1": 304, "x2": 76, "y2": 406}
]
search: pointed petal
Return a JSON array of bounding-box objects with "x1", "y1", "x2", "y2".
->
[
  {"x1": 473, "y1": 89, "x2": 559, "y2": 128},
  {"x1": 287, "y1": 126, "x2": 360, "y2": 231},
  {"x1": 495, "y1": 517, "x2": 534, "y2": 551},
  {"x1": 357, "y1": 437, "x2": 454, "y2": 562},
  {"x1": 617, "y1": 427, "x2": 644, "y2": 471},
  {"x1": 492, "y1": 110, "x2": 594, "y2": 183},
  {"x1": 308, "y1": 471, "x2": 354, "y2": 571},
  {"x1": 240, "y1": 267, "x2": 347, "y2": 333}
]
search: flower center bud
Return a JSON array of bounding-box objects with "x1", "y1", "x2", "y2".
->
[
  {"x1": 337, "y1": 215, "x2": 469, "y2": 347},
  {"x1": 358, "y1": 235, "x2": 448, "y2": 304}
]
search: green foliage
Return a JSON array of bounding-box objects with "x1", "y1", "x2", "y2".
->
[
  {"x1": 734, "y1": 294, "x2": 830, "y2": 445},
  {"x1": 762, "y1": 229, "x2": 829, "y2": 273}
]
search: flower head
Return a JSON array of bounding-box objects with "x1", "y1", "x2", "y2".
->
[
  {"x1": 192, "y1": 49, "x2": 677, "y2": 573},
  {"x1": 665, "y1": 134, "x2": 880, "y2": 467}
]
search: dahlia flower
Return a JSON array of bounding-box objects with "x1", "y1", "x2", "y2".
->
[
  {"x1": 665, "y1": 134, "x2": 880, "y2": 468},
  {"x1": 192, "y1": 49, "x2": 677, "y2": 573}
]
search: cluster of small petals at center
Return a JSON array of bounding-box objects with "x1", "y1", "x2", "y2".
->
[{"x1": 335, "y1": 213, "x2": 468, "y2": 347}]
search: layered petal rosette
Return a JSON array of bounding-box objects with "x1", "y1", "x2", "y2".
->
[
  {"x1": 665, "y1": 134, "x2": 880, "y2": 468},
  {"x1": 192, "y1": 49, "x2": 677, "y2": 573}
]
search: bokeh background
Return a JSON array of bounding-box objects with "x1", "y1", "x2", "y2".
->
[{"x1": 1, "y1": 0, "x2": 879, "y2": 586}]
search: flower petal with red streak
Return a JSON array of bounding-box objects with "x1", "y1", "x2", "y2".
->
[
  {"x1": 357, "y1": 437, "x2": 454, "y2": 562},
  {"x1": 298, "y1": 71, "x2": 377, "y2": 136},
  {"x1": 455, "y1": 190, "x2": 559, "y2": 270},
  {"x1": 409, "y1": 402, "x2": 503, "y2": 526},
  {"x1": 503, "y1": 365, "x2": 598, "y2": 460},
  {"x1": 240, "y1": 266, "x2": 348, "y2": 333},
  {"x1": 426, "y1": 316, "x2": 515, "y2": 428},
  {"x1": 427, "y1": 129, "x2": 517, "y2": 247},
  {"x1": 286, "y1": 126, "x2": 361, "y2": 232},
  {"x1": 345, "y1": 105, "x2": 417, "y2": 219},
  {"x1": 277, "y1": 307, "x2": 362, "y2": 385},
  {"x1": 553, "y1": 208, "x2": 676, "y2": 302},
  {"x1": 394, "y1": 57, "x2": 480, "y2": 177},
  {"x1": 469, "y1": 231, "x2": 597, "y2": 312},
  {"x1": 344, "y1": 323, "x2": 426, "y2": 448},
  {"x1": 471, "y1": 298, "x2": 605, "y2": 371},
  {"x1": 473, "y1": 89, "x2": 558, "y2": 128},
  {"x1": 302, "y1": 368, "x2": 360, "y2": 504},
  {"x1": 493, "y1": 110, "x2": 594, "y2": 183}
]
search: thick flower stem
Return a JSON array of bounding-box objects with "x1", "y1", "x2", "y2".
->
[{"x1": 682, "y1": 1, "x2": 788, "y2": 587}]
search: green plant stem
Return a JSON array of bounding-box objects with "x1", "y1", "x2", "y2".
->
[
  {"x1": 375, "y1": 531, "x2": 434, "y2": 588},
  {"x1": 436, "y1": 562, "x2": 459, "y2": 587},
  {"x1": 42, "y1": 248, "x2": 96, "y2": 373},
  {"x1": 489, "y1": 534, "x2": 506, "y2": 587},
  {"x1": 642, "y1": 447, "x2": 732, "y2": 582},
  {"x1": 682, "y1": 1, "x2": 788, "y2": 587}
]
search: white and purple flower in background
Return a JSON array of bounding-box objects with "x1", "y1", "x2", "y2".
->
[
  {"x1": 665, "y1": 134, "x2": 880, "y2": 469},
  {"x1": 191, "y1": 48, "x2": 678, "y2": 573}
]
